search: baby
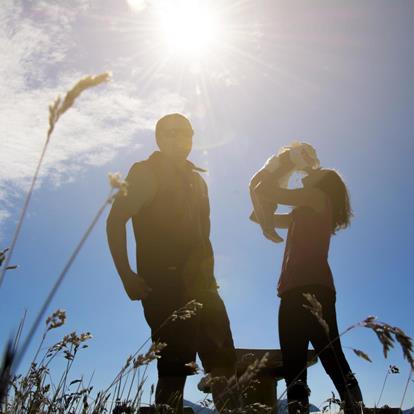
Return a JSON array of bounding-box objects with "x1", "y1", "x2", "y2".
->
[{"x1": 249, "y1": 142, "x2": 320, "y2": 243}]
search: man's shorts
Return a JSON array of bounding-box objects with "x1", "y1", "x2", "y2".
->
[{"x1": 141, "y1": 288, "x2": 236, "y2": 376}]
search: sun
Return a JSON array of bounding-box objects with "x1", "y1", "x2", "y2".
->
[{"x1": 157, "y1": 0, "x2": 222, "y2": 58}]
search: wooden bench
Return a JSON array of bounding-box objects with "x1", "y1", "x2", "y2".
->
[
  {"x1": 198, "y1": 348, "x2": 318, "y2": 413},
  {"x1": 140, "y1": 348, "x2": 318, "y2": 413}
]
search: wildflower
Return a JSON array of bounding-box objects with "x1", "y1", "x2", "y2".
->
[
  {"x1": 170, "y1": 300, "x2": 203, "y2": 322},
  {"x1": 45, "y1": 309, "x2": 66, "y2": 331},
  {"x1": 108, "y1": 172, "x2": 128, "y2": 196},
  {"x1": 60, "y1": 331, "x2": 93, "y2": 348},
  {"x1": 79, "y1": 332, "x2": 93, "y2": 343},
  {"x1": 185, "y1": 361, "x2": 200, "y2": 374},
  {"x1": 322, "y1": 391, "x2": 342, "y2": 412},
  {"x1": 302, "y1": 293, "x2": 330, "y2": 336},
  {"x1": 133, "y1": 342, "x2": 167, "y2": 368},
  {"x1": 389, "y1": 365, "x2": 399, "y2": 374}
]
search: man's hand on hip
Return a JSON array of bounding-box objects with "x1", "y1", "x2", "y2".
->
[{"x1": 123, "y1": 271, "x2": 152, "y2": 301}]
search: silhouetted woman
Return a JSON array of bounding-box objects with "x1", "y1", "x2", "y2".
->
[{"x1": 250, "y1": 149, "x2": 363, "y2": 414}]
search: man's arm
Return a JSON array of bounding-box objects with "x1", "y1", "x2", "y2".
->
[{"x1": 106, "y1": 163, "x2": 157, "y2": 300}]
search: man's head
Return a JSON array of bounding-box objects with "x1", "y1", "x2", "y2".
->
[{"x1": 155, "y1": 113, "x2": 194, "y2": 162}]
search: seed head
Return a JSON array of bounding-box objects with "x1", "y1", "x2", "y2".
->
[
  {"x1": 302, "y1": 293, "x2": 330, "y2": 336},
  {"x1": 46, "y1": 309, "x2": 66, "y2": 331},
  {"x1": 108, "y1": 172, "x2": 128, "y2": 196}
]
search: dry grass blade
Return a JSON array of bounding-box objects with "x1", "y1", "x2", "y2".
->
[
  {"x1": 302, "y1": 292, "x2": 330, "y2": 336},
  {"x1": 0, "y1": 72, "x2": 111, "y2": 291},
  {"x1": 352, "y1": 348, "x2": 372, "y2": 363},
  {"x1": 47, "y1": 72, "x2": 111, "y2": 139},
  {"x1": 0, "y1": 340, "x2": 15, "y2": 406},
  {"x1": 0, "y1": 248, "x2": 8, "y2": 267},
  {"x1": 392, "y1": 327, "x2": 414, "y2": 370},
  {"x1": 361, "y1": 317, "x2": 414, "y2": 369},
  {"x1": 361, "y1": 317, "x2": 394, "y2": 359},
  {"x1": 0, "y1": 248, "x2": 18, "y2": 271}
]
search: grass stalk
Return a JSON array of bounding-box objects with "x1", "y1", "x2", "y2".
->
[
  {"x1": 12, "y1": 189, "x2": 115, "y2": 376},
  {"x1": 399, "y1": 369, "x2": 413, "y2": 409},
  {"x1": 0, "y1": 73, "x2": 111, "y2": 291},
  {"x1": 377, "y1": 370, "x2": 390, "y2": 407}
]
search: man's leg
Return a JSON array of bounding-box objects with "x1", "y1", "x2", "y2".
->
[
  {"x1": 155, "y1": 376, "x2": 186, "y2": 413},
  {"x1": 197, "y1": 290, "x2": 238, "y2": 412},
  {"x1": 142, "y1": 293, "x2": 196, "y2": 413}
]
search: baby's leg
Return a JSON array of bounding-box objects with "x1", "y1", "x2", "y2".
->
[{"x1": 250, "y1": 186, "x2": 283, "y2": 243}]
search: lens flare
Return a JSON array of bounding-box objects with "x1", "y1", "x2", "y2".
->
[{"x1": 158, "y1": 1, "x2": 221, "y2": 57}]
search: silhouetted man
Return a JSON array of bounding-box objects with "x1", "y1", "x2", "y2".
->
[{"x1": 106, "y1": 113, "x2": 236, "y2": 413}]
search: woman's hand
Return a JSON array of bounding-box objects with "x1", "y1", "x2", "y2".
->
[{"x1": 262, "y1": 228, "x2": 284, "y2": 243}]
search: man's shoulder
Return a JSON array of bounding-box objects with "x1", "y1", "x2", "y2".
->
[
  {"x1": 126, "y1": 159, "x2": 157, "y2": 188},
  {"x1": 190, "y1": 168, "x2": 207, "y2": 184},
  {"x1": 190, "y1": 171, "x2": 210, "y2": 199},
  {"x1": 128, "y1": 158, "x2": 155, "y2": 174}
]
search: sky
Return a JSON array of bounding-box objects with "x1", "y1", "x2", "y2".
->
[{"x1": 0, "y1": 0, "x2": 414, "y2": 410}]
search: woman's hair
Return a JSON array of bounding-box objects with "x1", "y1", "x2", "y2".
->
[{"x1": 313, "y1": 169, "x2": 353, "y2": 234}]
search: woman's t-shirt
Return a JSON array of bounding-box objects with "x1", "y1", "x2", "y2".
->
[{"x1": 277, "y1": 200, "x2": 335, "y2": 297}]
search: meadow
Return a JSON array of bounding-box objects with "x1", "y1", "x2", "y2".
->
[{"x1": 0, "y1": 74, "x2": 413, "y2": 414}]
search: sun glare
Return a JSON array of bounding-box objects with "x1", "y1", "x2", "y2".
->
[{"x1": 157, "y1": 1, "x2": 221, "y2": 57}]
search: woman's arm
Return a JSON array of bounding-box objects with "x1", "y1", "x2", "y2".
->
[{"x1": 273, "y1": 213, "x2": 292, "y2": 228}]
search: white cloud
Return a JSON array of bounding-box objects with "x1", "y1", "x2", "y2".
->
[
  {"x1": 126, "y1": 0, "x2": 151, "y2": 13},
  {"x1": 0, "y1": 0, "x2": 188, "y2": 238}
]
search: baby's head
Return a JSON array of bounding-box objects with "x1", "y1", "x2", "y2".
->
[{"x1": 278, "y1": 141, "x2": 320, "y2": 171}]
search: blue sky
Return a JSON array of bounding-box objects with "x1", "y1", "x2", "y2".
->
[{"x1": 0, "y1": 0, "x2": 413, "y2": 409}]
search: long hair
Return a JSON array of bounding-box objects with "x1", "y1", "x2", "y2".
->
[{"x1": 314, "y1": 169, "x2": 353, "y2": 234}]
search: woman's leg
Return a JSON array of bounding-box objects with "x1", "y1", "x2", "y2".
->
[
  {"x1": 279, "y1": 292, "x2": 311, "y2": 414},
  {"x1": 308, "y1": 289, "x2": 363, "y2": 414}
]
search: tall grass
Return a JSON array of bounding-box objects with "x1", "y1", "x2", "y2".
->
[{"x1": 0, "y1": 72, "x2": 111, "y2": 290}]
